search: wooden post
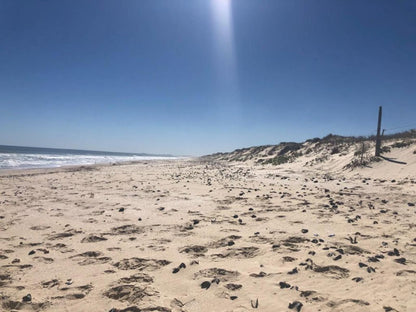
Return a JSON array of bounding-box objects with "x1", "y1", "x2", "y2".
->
[
  {"x1": 361, "y1": 142, "x2": 365, "y2": 165},
  {"x1": 375, "y1": 106, "x2": 382, "y2": 156}
]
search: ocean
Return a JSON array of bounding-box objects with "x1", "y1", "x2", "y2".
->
[{"x1": 0, "y1": 145, "x2": 176, "y2": 170}]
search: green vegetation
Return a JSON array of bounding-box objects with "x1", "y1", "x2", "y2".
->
[
  {"x1": 264, "y1": 155, "x2": 290, "y2": 165},
  {"x1": 390, "y1": 141, "x2": 413, "y2": 149},
  {"x1": 330, "y1": 146, "x2": 340, "y2": 154},
  {"x1": 344, "y1": 156, "x2": 381, "y2": 170},
  {"x1": 202, "y1": 129, "x2": 416, "y2": 167},
  {"x1": 380, "y1": 146, "x2": 391, "y2": 154}
]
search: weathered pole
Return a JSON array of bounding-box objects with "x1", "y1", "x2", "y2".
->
[
  {"x1": 361, "y1": 142, "x2": 365, "y2": 165},
  {"x1": 375, "y1": 106, "x2": 382, "y2": 156}
]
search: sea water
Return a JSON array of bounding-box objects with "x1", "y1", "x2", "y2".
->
[{"x1": 0, "y1": 145, "x2": 176, "y2": 170}]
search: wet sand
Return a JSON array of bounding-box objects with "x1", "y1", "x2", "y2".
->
[{"x1": 0, "y1": 159, "x2": 415, "y2": 311}]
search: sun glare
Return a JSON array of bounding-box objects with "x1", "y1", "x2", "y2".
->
[
  {"x1": 212, "y1": 0, "x2": 234, "y2": 59},
  {"x1": 211, "y1": 0, "x2": 239, "y2": 109}
]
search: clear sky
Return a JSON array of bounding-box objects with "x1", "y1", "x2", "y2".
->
[{"x1": 1, "y1": 0, "x2": 415, "y2": 155}]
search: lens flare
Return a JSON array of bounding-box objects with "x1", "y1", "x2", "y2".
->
[{"x1": 211, "y1": 0, "x2": 240, "y2": 119}]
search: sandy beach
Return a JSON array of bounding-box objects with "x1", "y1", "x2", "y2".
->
[
  {"x1": 2, "y1": 1, "x2": 415, "y2": 311},
  {"x1": 0, "y1": 152, "x2": 415, "y2": 311}
]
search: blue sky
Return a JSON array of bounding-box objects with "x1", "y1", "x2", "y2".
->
[{"x1": 0, "y1": 0, "x2": 415, "y2": 155}]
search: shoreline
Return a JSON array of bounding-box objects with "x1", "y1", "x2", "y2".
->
[
  {"x1": 0, "y1": 145, "x2": 184, "y2": 173},
  {"x1": 0, "y1": 158, "x2": 191, "y2": 177}
]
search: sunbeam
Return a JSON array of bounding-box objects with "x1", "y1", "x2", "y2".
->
[{"x1": 211, "y1": 0, "x2": 240, "y2": 120}]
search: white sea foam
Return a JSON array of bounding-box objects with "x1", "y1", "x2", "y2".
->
[{"x1": 0, "y1": 153, "x2": 177, "y2": 170}]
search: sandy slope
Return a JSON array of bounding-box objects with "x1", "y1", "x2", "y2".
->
[{"x1": 0, "y1": 156, "x2": 415, "y2": 311}]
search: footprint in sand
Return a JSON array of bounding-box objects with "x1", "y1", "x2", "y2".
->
[
  {"x1": 224, "y1": 283, "x2": 242, "y2": 291},
  {"x1": 41, "y1": 279, "x2": 60, "y2": 288},
  {"x1": 69, "y1": 251, "x2": 112, "y2": 265},
  {"x1": 179, "y1": 245, "x2": 207, "y2": 257},
  {"x1": 46, "y1": 243, "x2": 74, "y2": 253},
  {"x1": 117, "y1": 273, "x2": 154, "y2": 284},
  {"x1": 303, "y1": 259, "x2": 350, "y2": 279},
  {"x1": 208, "y1": 235, "x2": 242, "y2": 248},
  {"x1": 104, "y1": 285, "x2": 158, "y2": 304},
  {"x1": 194, "y1": 268, "x2": 240, "y2": 282},
  {"x1": 33, "y1": 256, "x2": 54, "y2": 264},
  {"x1": 47, "y1": 229, "x2": 82, "y2": 240},
  {"x1": 53, "y1": 284, "x2": 93, "y2": 300},
  {"x1": 107, "y1": 225, "x2": 145, "y2": 235},
  {"x1": 0, "y1": 273, "x2": 12, "y2": 287},
  {"x1": 29, "y1": 225, "x2": 51, "y2": 231},
  {"x1": 327, "y1": 298, "x2": 370, "y2": 309},
  {"x1": 0, "y1": 298, "x2": 50, "y2": 311},
  {"x1": 211, "y1": 246, "x2": 260, "y2": 259},
  {"x1": 81, "y1": 234, "x2": 108, "y2": 243},
  {"x1": 113, "y1": 258, "x2": 171, "y2": 271}
]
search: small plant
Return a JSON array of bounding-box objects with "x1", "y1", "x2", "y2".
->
[
  {"x1": 391, "y1": 141, "x2": 412, "y2": 148},
  {"x1": 292, "y1": 151, "x2": 303, "y2": 158},
  {"x1": 354, "y1": 142, "x2": 370, "y2": 156},
  {"x1": 380, "y1": 146, "x2": 391, "y2": 154},
  {"x1": 274, "y1": 155, "x2": 290, "y2": 165},
  {"x1": 372, "y1": 156, "x2": 382, "y2": 162},
  {"x1": 313, "y1": 155, "x2": 329, "y2": 163},
  {"x1": 263, "y1": 149, "x2": 305, "y2": 165},
  {"x1": 264, "y1": 155, "x2": 290, "y2": 165},
  {"x1": 331, "y1": 146, "x2": 340, "y2": 154},
  {"x1": 344, "y1": 155, "x2": 380, "y2": 169},
  {"x1": 306, "y1": 137, "x2": 321, "y2": 143}
]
